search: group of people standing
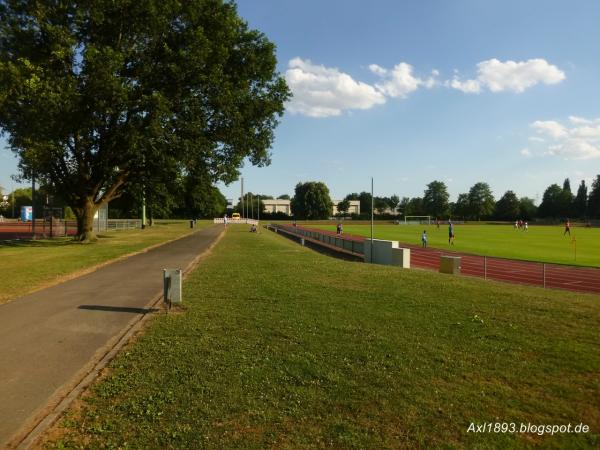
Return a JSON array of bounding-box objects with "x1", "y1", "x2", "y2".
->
[{"x1": 514, "y1": 219, "x2": 529, "y2": 231}]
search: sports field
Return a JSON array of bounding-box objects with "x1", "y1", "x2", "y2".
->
[
  {"x1": 44, "y1": 226, "x2": 599, "y2": 449},
  {"x1": 311, "y1": 223, "x2": 600, "y2": 267}
]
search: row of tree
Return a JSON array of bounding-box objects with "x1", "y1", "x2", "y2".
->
[
  {"x1": 0, "y1": 181, "x2": 229, "y2": 223},
  {"x1": 286, "y1": 176, "x2": 600, "y2": 221}
]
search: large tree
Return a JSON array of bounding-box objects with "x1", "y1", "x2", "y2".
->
[
  {"x1": 559, "y1": 178, "x2": 574, "y2": 217},
  {"x1": 423, "y1": 180, "x2": 450, "y2": 218},
  {"x1": 494, "y1": 190, "x2": 520, "y2": 220},
  {"x1": 574, "y1": 180, "x2": 588, "y2": 218},
  {"x1": 0, "y1": 0, "x2": 289, "y2": 241},
  {"x1": 588, "y1": 175, "x2": 600, "y2": 219},
  {"x1": 336, "y1": 199, "x2": 351, "y2": 216},
  {"x1": 518, "y1": 197, "x2": 537, "y2": 220},
  {"x1": 467, "y1": 182, "x2": 495, "y2": 220},
  {"x1": 452, "y1": 193, "x2": 469, "y2": 220},
  {"x1": 290, "y1": 182, "x2": 333, "y2": 220},
  {"x1": 538, "y1": 184, "x2": 563, "y2": 218}
]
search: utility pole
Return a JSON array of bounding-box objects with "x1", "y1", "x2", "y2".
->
[
  {"x1": 31, "y1": 172, "x2": 36, "y2": 239},
  {"x1": 257, "y1": 194, "x2": 260, "y2": 223},
  {"x1": 370, "y1": 177, "x2": 374, "y2": 262},
  {"x1": 241, "y1": 177, "x2": 244, "y2": 219}
]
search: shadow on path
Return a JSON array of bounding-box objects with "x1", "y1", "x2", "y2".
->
[{"x1": 78, "y1": 305, "x2": 159, "y2": 314}]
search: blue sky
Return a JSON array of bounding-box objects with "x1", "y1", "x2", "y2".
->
[{"x1": 2, "y1": 0, "x2": 600, "y2": 203}]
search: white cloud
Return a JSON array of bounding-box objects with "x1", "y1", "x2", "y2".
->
[
  {"x1": 531, "y1": 120, "x2": 568, "y2": 139},
  {"x1": 448, "y1": 58, "x2": 565, "y2": 94},
  {"x1": 528, "y1": 136, "x2": 545, "y2": 143},
  {"x1": 369, "y1": 62, "x2": 437, "y2": 98},
  {"x1": 285, "y1": 58, "x2": 386, "y2": 117},
  {"x1": 448, "y1": 78, "x2": 481, "y2": 93},
  {"x1": 529, "y1": 117, "x2": 600, "y2": 160},
  {"x1": 520, "y1": 148, "x2": 532, "y2": 157}
]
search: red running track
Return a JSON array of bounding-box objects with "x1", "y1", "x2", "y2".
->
[
  {"x1": 290, "y1": 225, "x2": 600, "y2": 295},
  {"x1": 0, "y1": 222, "x2": 77, "y2": 240}
]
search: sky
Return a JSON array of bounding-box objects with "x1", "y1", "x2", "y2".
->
[{"x1": 2, "y1": 0, "x2": 600, "y2": 204}]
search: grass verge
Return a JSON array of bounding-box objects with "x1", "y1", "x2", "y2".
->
[
  {"x1": 0, "y1": 220, "x2": 209, "y2": 304},
  {"x1": 45, "y1": 226, "x2": 599, "y2": 449}
]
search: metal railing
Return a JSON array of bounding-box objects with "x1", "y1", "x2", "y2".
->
[{"x1": 272, "y1": 224, "x2": 600, "y2": 296}]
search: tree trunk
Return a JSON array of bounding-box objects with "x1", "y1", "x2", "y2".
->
[{"x1": 74, "y1": 198, "x2": 99, "y2": 242}]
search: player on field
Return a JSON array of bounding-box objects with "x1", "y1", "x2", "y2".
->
[
  {"x1": 448, "y1": 221, "x2": 455, "y2": 245},
  {"x1": 421, "y1": 230, "x2": 428, "y2": 248},
  {"x1": 564, "y1": 219, "x2": 571, "y2": 236}
]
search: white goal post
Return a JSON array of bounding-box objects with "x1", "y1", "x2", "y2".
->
[{"x1": 403, "y1": 215, "x2": 431, "y2": 225}]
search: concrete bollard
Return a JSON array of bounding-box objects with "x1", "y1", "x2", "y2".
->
[
  {"x1": 440, "y1": 256, "x2": 461, "y2": 274},
  {"x1": 391, "y1": 247, "x2": 411, "y2": 268}
]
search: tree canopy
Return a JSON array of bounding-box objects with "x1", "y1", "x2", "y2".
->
[
  {"x1": 0, "y1": 0, "x2": 289, "y2": 240},
  {"x1": 588, "y1": 175, "x2": 600, "y2": 219},
  {"x1": 494, "y1": 190, "x2": 520, "y2": 220},
  {"x1": 467, "y1": 182, "x2": 495, "y2": 220},
  {"x1": 538, "y1": 184, "x2": 565, "y2": 218},
  {"x1": 423, "y1": 180, "x2": 449, "y2": 218},
  {"x1": 291, "y1": 182, "x2": 332, "y2": 220}
]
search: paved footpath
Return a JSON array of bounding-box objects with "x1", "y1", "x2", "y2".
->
[{"x1": 0, "y1": 225, "x2": 224, "y2": 447}]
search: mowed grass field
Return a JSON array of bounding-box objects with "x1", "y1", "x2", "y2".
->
[
  {"x1": 0, "y1": 220, "x2": 209, "y2": 304},
  {"x1": 311, "y1": 223, "x2": 600, "y2": 267},
  {"x1": 46, "y1": 226, "x2": 599, "y2": 449}
]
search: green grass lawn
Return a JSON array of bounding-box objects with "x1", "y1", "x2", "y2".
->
[
  {"x1": 46, "y1": 227, "x2": 599, "y2": 449},
  {"x1": 310, "y1": 223, "x2": 600, "y2": 267},
  {"x1": 0, "y1": 220, "x2": 209, "y2": 304}
]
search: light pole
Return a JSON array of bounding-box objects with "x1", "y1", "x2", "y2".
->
[
  {"x1": 241, "y1": 177, "x2": 244, "y2": 219},
  {"x1": 31, "y1": 172, "x2": 36, "y2": 239},
  {"x1": 370, "y1": 177, "x2": 374, "y2": 262}
]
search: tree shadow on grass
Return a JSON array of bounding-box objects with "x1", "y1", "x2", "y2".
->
[
  {"x1": 0, "y1": 238, "x2": 79, "y2": 248},
  {"x1": 0, "y1": 234, "x2": 118, "y2": 247}
]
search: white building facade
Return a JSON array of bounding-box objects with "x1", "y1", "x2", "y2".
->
[{"x1": 261, "y1": 199, "x2": 360, "y2": 216}]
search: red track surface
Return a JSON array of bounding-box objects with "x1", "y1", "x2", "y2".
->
[{"x1": 289, "y1": 225, "x2": 600, "y2": 295}]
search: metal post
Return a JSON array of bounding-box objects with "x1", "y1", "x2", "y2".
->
[
  {"x1": 31, "y1": 172, "x2": 36, "y2": 239},
  {"x1": 250, "y1": 193, "x2": 253, "y2": 219},
  {"x1": 241, "y1": 177, "x2": 244, "y2": 219},
  {"x1": 543, "y1": 263, "x2": 546, "y2": 288},
  {"x1": 484, "y1": 256, "x2": 487, "y2": 280},
  {"x1": 370, "y1": 176, "x2": 374, "y2": 263},
  {"x1": 257, "y1": 194, "x2": 260, "y2": 223},
  {"x1": 141, "y1": 193, "x2": 146, "y2": 229}
]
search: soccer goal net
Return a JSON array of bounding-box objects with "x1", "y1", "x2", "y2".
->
[{"x1": 403, "y1": 216, "x2": 431, "y2": 225}]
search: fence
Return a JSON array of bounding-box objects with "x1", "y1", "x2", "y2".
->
[
  {"x1": 268, "y1": 224, "x2": 364, "y2": 256},
  {"x1": 107, "y1": 219, "x2": 141, "y2": 231},
  {"x1": 214, "y1": 218, "x2": 259, "y2": 225},
  {"x1": 273, "y1": 224, "x2": 600, "y2": 296},
  {"x1": 0, "y1": 218, "x2": 140, "y2": 239}
]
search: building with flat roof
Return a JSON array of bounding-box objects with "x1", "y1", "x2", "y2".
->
[
  {"x1": 262, "y1": 199, "x2": 291, "y2": 215},
  {"x1": 261, "y1": 199, "x2": 360, "y2": 216}
]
